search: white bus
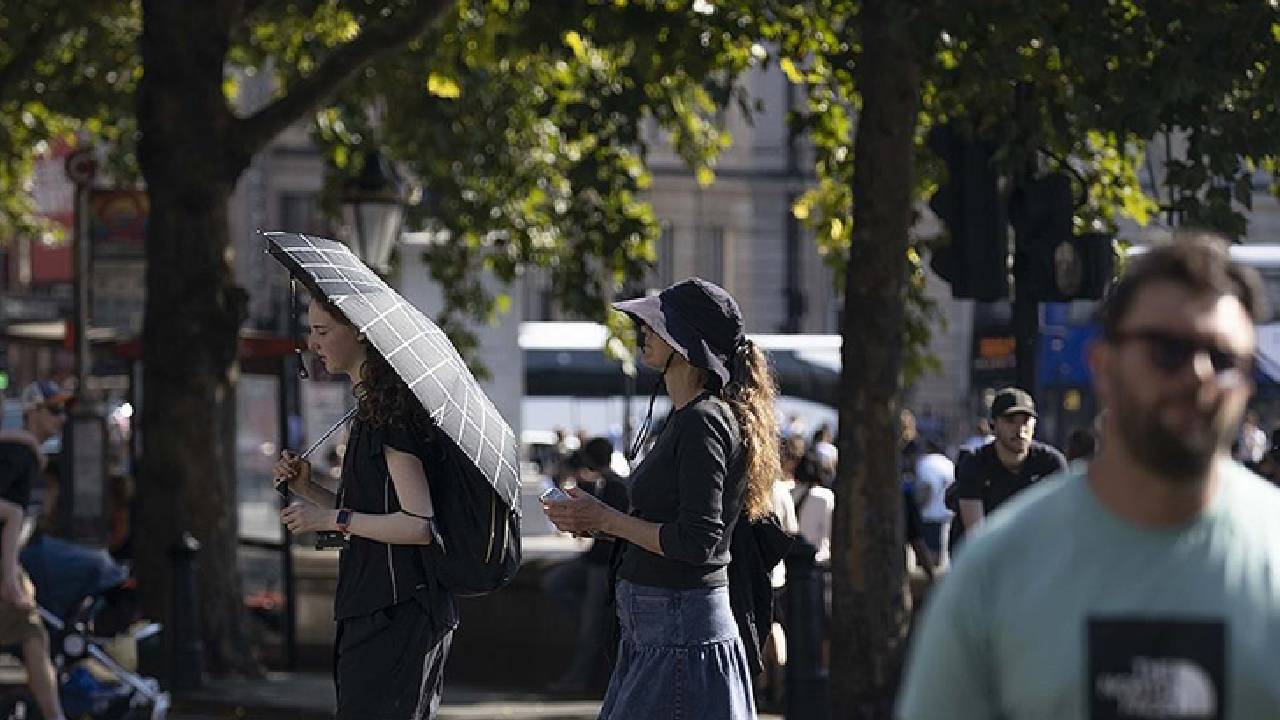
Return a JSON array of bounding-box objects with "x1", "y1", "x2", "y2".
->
[{"x1": 519, "y1": 321, "x2": 841, "y2": 454}]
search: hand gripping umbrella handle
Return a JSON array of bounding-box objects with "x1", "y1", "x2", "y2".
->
[{"x1": 276, "y1": 407, "x2": 358, "y2": 500}]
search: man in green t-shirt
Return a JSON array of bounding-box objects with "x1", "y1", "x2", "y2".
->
[{"x1": 898, "y1": 234, "x2": 1280, "y2": 719}]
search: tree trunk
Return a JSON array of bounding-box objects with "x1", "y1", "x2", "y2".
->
[
  {"x1": 830, "y1": 1, "x2": 921, "y2": 717},
  {"x1": 132, "y1": 0, "x2": 453, "y2": 680},
  {"x1": 136, "y1": 0, "x2": 255, "y2": 676}
]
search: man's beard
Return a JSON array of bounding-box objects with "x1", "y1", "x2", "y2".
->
[
  {"x1": 998, "y1": 433, "x2": 1029, "y2": 457},
  {"x1": 1111, "y1": 372, "x2": 1235, "y2": 482}
]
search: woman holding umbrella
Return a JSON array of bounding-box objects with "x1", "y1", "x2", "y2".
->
[
  {"x1": 543, "y1": 277, "x2": 781, "y2": 720},
  {"x1": 273, "y1": 295, "x2": 457, "y2": 720}
]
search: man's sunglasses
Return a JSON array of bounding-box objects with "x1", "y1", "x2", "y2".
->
[{"x1": 1109, "y1": 329, "x2": 1252, "y2": 383}]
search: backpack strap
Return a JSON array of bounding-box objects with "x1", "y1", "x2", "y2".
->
[{"x1": 794, "y1": 482, "x2": 813, "y2": 518}]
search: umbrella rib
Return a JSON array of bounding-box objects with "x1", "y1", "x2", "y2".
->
[
  {"x1": 408, "y1": 359, "x2": 452, "y2": 388},
  {"x1": 370, "y1": 304, "x2": 507, "y2": 482},
  {"x1": 474, "y1": 388, "x2": 488, "y2": 468},
  {"x1": 457, "y1": 380, "x2": 470, "y2": 442}
]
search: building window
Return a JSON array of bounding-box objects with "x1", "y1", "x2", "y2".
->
[
  {"x1": 694, "y1": 225, "x2": 725, "y2": 286},
  {"x1": 522, "y1": 265, "x2": 555, "y2": 321},
  {"x1": 655, "y1": 222, "x2": 676, "y2": 289}
]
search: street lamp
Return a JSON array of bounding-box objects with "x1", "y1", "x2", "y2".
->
[{"x1": 341, "y1": 149, "x2": 406, "y2": 274}]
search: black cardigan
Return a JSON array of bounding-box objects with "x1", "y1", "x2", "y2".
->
[{"x1": 618, "y1": 393, "x2": 747, "y2": 589}]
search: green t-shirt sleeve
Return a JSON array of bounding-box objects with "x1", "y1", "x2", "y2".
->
[{"x1": 896, "y1": 555, "x2": 1000, "y2": 719}]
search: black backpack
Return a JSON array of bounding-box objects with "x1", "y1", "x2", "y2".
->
[
  {"x1": 414, "y1": 432, "x2": 522, "y2": 598},
  {"x1": 727, "y1": 511, "x2": 795, "y2": 674}
]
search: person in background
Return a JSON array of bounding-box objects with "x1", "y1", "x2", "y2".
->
[
  {"x1": 1234, "y1": 409, "x2": 1267, "y2": 464},
  {"x1": 544, "y1": 442, "x2": 630, "y2": 694},
  {"x1": 758, "y1": 441, "x2": 799, "y2": 709},
  {"x1": 1063, "y1": 427, "x2": 1098, "y2": 464},
  {"x1": 956, "y1": 417, "x2": 994, "y2": 459},
  {"x1": 810, "y1": 424, "x2": 838, "y2": 470},
  {"x1": 105, "y1": 473, "x2": 135, "y2": 561},
  {"x1": 0, "y1": 381, "x2": 72, "y2": 720},
  {"x1": 790, "y1": 452, "x2": 834, "y2": 566},
  {"x1": 912, "y1": 438, "x2": 954, "y2": 565},
  {"x1": 899, "y1": 232, "x2": 1280, "y2": 718},
  {"x1": 916, "y1": 406, "x2": 944, "y2": 446},
  {"x1": 782, "y1": 414, "x2": 808, "y2": 442},
  {"x1": 953, "y1": 388, "x2": 1067, "y2": 535},
  {"x1": 900, "y1": 414, "x2": 937, "y2": 578},
  {"x1": 900, "y1": 409, "x2": 921, "y2": 463}
]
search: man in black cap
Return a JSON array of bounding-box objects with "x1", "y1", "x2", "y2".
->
[{"x1": 953, "y1": 388, "x2": 1067, "y2": 533}]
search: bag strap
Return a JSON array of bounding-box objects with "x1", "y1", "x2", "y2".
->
[{"x1": 794, "y1": 482, "x2": 813, "y2": 518}]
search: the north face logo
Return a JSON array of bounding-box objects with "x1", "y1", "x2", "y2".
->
[
  {"x1": 1088, "y1": 617, "x2": 1225, "y2": 720},
  {"x1": 1095, "y1": 657, "x2": 1217, "y2": 718}
]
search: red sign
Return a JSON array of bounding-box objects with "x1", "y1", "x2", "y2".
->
[
  {"x1": 90, "y1": 190, "x2": 148, "y2": 259},
  {"x1": 29, "y1": 143, "x2": 76, "y2": 284},
  {"x1": 64, "y1": 148, "x2": 97, "y2": 185}
]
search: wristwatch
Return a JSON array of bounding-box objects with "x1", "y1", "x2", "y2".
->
[{"x1": 335, "y1": 508, "x2": 353, "y2": 540}]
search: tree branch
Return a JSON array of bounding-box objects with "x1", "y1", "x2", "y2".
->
[{"x1": 233, "y1": 0, "x2": 452, "y2": 158}]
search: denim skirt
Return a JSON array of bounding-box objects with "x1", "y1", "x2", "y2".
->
[{"x1": 599, "y1": 579, "x2": 756, "y2": 720}]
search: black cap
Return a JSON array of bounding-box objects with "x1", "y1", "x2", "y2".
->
[{"x1": 990, "y1": 387, "x2": 1037, "y2": 419}]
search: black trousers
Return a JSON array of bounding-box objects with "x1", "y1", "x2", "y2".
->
[{"x1": 335, "y1": 598, "x2": 454, "y2": 720}]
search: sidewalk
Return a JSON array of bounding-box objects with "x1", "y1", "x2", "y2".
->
[{"x1": 171, "y1": 671, "x2": 783, "y2": 719}]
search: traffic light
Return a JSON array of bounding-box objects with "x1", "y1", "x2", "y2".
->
[
  {"x1": 1011, "y1": 173, "x2": 1114, "y2": 301},
  {"x1": 1064, "y1": 233, "x2": 1116, "y2": 299},
  {"x1": 927, "y1": 124, "x2": 1009, "y2": 301}
]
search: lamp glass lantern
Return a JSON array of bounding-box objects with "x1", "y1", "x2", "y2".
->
[{"x1": 340, "y1": 149, "x2": 406, "y2": 274}]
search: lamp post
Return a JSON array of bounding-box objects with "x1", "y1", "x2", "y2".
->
[
  {"x1": 341, "y1": 149, "x2": 408, "y2": 275},
  {"x1": 270, "y1": 148, "x2": 408, "y2": 667},
  {"x1": 63, "y1": 147, "x2": 107, "y2": 543}
]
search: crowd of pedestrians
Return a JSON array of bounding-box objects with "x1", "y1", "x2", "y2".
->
[
  {"x1": 14, "y1": 234, "x2": 1279, "y2": 720},
  {"x1": 536, "y1": 339, "x2": 1108, "y2": 713}
]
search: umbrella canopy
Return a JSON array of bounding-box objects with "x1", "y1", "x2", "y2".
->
[{"x1": 264, "y1": 231, "x2": 521, "y2": 508}]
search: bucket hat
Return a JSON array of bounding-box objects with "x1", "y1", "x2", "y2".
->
[{"x1": 612, "y1": 277, "x2": 745, "y2": 391}]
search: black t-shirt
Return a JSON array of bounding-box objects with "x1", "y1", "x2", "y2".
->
[
  {"x1": 619, "y1": 393, "x2": 746, "y2": 589},
  {"x1": 333, "y1": 418, "x2": 450, "y2": 622},
  {"x1": 0, "y1": 442, "x2": 37, "y2": 510},
  {"x1": 584, "y1": 472, "x2": 629, "y2": 566},
  {"x1": 954, "y1": 440, "x2": 1068, "y2": 515}
]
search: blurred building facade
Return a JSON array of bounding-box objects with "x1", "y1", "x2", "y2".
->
[
  {"x1": 518, "y1": 61, "x2": 977, "y2": 444},
  {"x1": 220, "y1": 67, "x2": 1280, "y2": 453}
]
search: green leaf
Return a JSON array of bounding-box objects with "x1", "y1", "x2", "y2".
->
[{"x1": 426, "y1": 73, "x2": 462, "y2": 99}]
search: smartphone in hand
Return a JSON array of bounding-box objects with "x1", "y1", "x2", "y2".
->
[{"x1": 540, "y1": 486, "x2": 570, "y2": 504}]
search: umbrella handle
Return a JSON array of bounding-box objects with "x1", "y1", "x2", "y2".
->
[{"x1": 275, "y1": 407, "x2": 357, "y2": 502}]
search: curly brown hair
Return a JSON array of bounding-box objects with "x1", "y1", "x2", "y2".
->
[
  {"x1": 309, "y1": 295, "x2": 436, "y2": 439},
  {"x1": 722, "y1": 341, "x2": 782, "y2": 522}
]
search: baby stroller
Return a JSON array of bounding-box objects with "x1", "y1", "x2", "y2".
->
[{"x1": 0, "y1": 534, "x2": 169, "y2": 720}]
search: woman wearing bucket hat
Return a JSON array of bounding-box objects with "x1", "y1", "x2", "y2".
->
[{"x1": 543, "y1": 277, "x2": 781, "y2": 719}]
